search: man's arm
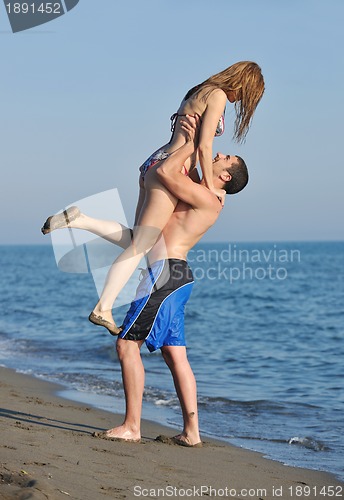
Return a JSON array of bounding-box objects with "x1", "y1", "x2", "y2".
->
[
  {"x1": 158, "y1": 135, "x2": 196, "y2": 177},
  {"x1": 158, "y1": 163, "x2": 214, "y2": 209},
  {"x1": 157, "y1": 116, "x2": 216, "y2": 209},
  {"x1": 188, "y1": 166, "x2": 201, "y2": 184}
]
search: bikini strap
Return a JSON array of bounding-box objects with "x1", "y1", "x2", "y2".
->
[
  {"x1": 170, "y1": 113, "x2": 187, "y2": 133},
  {"x1": 170, "y1": 113, "x2": 177, "y2": 133}
]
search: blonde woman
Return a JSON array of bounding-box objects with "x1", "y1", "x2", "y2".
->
[{"x1": 42, "y1": 61, "x2": 264, "y2": 334}]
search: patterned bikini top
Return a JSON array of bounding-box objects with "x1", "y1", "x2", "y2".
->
[
  {"x1": 170, "y1": 108, "x2": 225, "y2": 138},
  {"x1": 215, "y1": 111, "x2": 225, "y2": 136}
]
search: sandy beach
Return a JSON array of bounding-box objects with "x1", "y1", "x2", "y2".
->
[{"x1": 0, "y1": 366, "x2": 342, "y2": 500}]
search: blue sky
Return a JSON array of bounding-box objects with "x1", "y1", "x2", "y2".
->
[{"x1": 1, "y1": 0, "x2": 343, "y2": 243}]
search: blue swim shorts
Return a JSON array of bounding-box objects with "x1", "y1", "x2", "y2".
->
[{"x1": 119, "y1": 259, "x2": 194, "y2": 352}]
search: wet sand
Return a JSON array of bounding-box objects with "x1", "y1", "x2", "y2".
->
[{"x1": 0, "y1": 366, "x2": 342, "y2": 500}]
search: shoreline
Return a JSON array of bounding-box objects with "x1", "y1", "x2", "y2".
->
[{"x1": 0, "y1": 366, "x2": 343, "y2": 500}]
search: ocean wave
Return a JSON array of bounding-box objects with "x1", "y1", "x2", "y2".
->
[
  {"x1": 197, "y1": 397, "x2": 320, "y2": 412},
  {"x1": 288, "y1": 436, "x2": 330, "y2": 452},
  {"x1": 39, "y1": 371, "x2": 122, "y2": 398}
]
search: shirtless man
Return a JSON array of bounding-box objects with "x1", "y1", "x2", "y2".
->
[
  {"x1": 96, "y1": 118, "x2": 248, "y2": 446},
  {"x1": 42, "y1": 117, "x2": 248, "y2": 446}
]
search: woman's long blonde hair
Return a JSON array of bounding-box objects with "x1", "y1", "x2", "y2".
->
[{"x1": 185, "y1": 61, "x2": 265, "y2": 143}]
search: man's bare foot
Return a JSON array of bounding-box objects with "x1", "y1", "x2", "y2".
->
[
  {"x1": 172, "y1": 433, "x2": 202, "y2": 448},
  {"x1": 89, "y1": 308, "x2": 121, "y2": 336},
  {"x1": 93, "y1": 425, "x2": 140, "y2": 443},
  {"x1": 41, "y1": 206, "x2": 81, "y2": 235},
  {"x1": 156, "y1": 433, "x2": 202, "y2": 448}
]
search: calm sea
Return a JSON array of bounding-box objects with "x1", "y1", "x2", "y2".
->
[{"x1": 0, "y1": 242, "x2": 343, "y2": 481}]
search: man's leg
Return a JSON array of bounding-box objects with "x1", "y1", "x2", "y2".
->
[
  {"x1": 101, "y1": 338, "x2": 144, "y2": 441},
  {"x1": 161, "y1": 345, "x2": 201, "y2": 446}
]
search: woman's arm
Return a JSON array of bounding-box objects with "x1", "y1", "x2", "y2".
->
[
  {"x1": 198, "y1": 89, "x2": 227, "y2": 196},
  {"x1": 134, "y1": 176, "x2": 146, "y2": 226}
]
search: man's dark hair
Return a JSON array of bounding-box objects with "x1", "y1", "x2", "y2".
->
[{"x1": 224, "y1": 155, "x2": 249, "y2": 194}]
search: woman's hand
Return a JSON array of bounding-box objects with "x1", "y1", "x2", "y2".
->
[{"x1": 210, "y1": 187, "x2": 226, "y2": 206}]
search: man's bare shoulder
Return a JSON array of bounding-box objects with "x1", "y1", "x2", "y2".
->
[
  {"x1": 178, "y1": 182, "x2": 223, "y2": 217},
  {"x1": 193, "y1": 181, "x2": 223, "y2": 212}
]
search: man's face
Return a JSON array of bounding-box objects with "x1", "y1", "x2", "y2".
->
[{"x1": 212, "y1": 152, "x2": 237, "y2": 170}]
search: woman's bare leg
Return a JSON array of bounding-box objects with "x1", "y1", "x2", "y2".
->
[
  {"x1": 92, "y1": 178, "x2": 178, "y2": 328},
  {"x1": 42, "y1": 208, "x2": 133, "y2": 248},
  {"x1": 161, "y1": 346, "x2": 201, "y2": 446},
  {"x1": 68, "y1": 213, "x2": 132, "y2": 248},
  {"x1": 42, "y1": 173, "x2": 147, "y2": 248},
  {"x1": 42, "y1": 170, "x2": 178, "y2": 332}
]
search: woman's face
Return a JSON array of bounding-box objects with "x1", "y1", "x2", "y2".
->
[{"x1": 226, "y1": 89, "x2": 241, "y2": 103}]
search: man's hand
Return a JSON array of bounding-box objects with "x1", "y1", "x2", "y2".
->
[
  {"x1": 180, "y1": 114, "x2": 201, "y2": 147},
  {"x1": 156, "y1": 114, "x2": 200, "y2": 180}
]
